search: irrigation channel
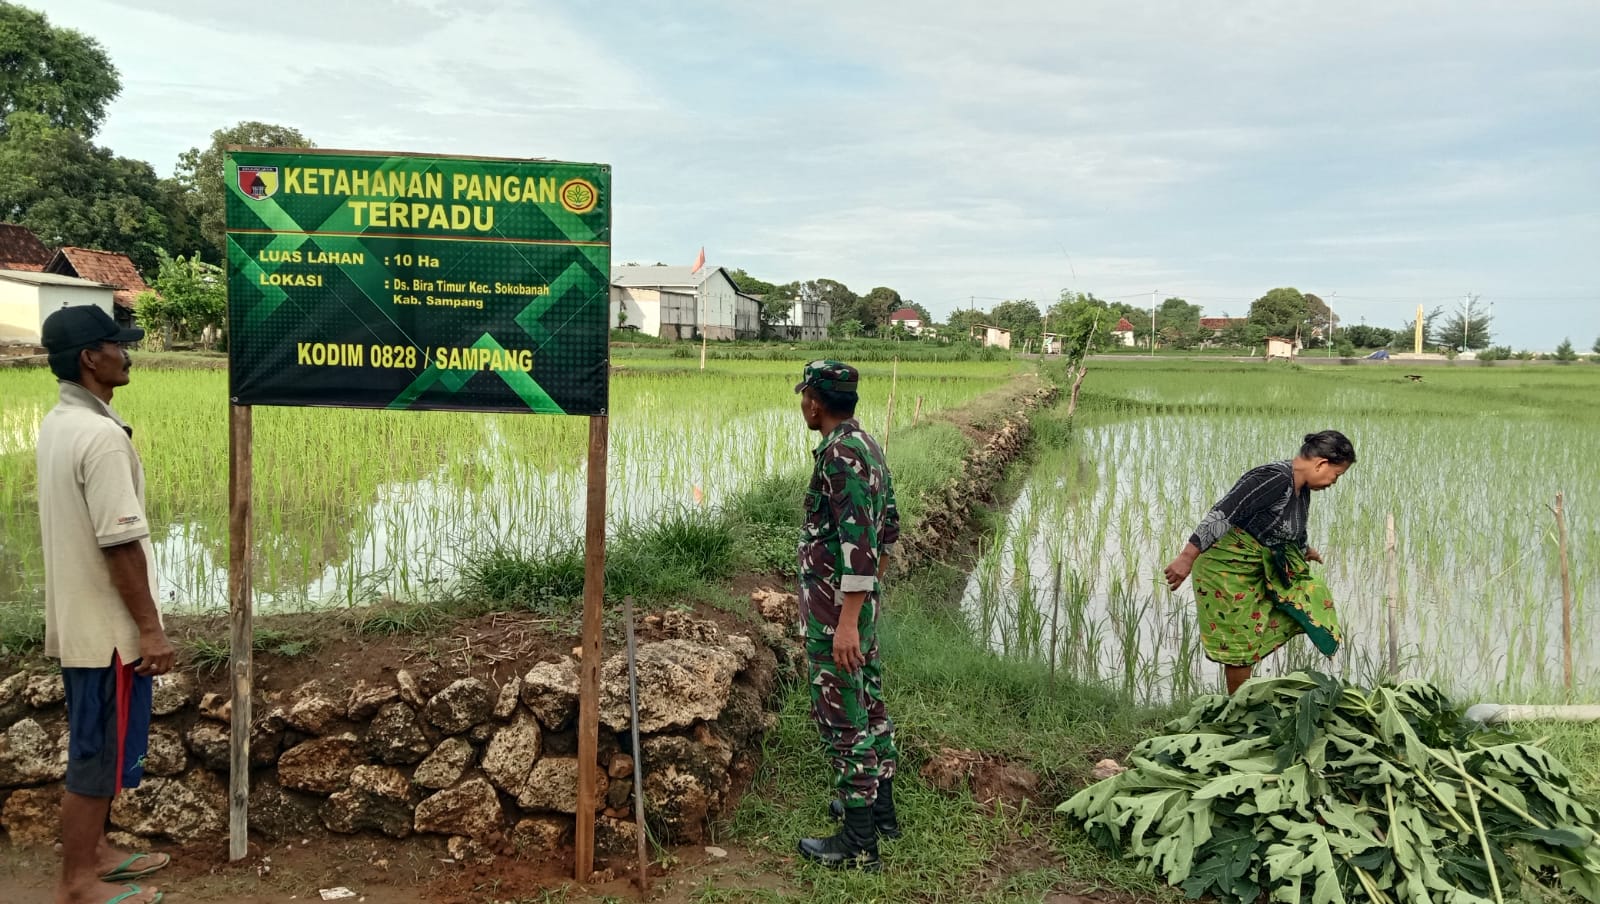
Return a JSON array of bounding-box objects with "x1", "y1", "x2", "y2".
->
[
  {"x1": 0, "y1": 360, "x2": 1010, "y2": 612},
  {"x1": 963, "y1": 370, "x2": 1597, "y2": 704}
]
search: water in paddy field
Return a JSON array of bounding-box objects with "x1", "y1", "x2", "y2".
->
[
  {"x1": 0, "y1": 405, "x2": 813, "y2": 612},
  {"x1": 963, "y1": 414, "x2": 1597, "y2": 703}
]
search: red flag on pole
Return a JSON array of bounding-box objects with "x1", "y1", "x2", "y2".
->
[{"x1": 691, "y1": 247, "x2": 705, "y2": 274}]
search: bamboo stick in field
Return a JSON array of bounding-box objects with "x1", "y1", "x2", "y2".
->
[
  {"x1": 1385, "y1": 512, "x2": 1399, "y2": 680},
  {"x1": 912, "y1": 395, "x2": 923, "y2": 426},
  {"x1": 1048, "y1": 559, "x2": 1062, "y2": 696},
  {"x1": 1555, "y1": 493, "x2": 1574, "y2": 691}
]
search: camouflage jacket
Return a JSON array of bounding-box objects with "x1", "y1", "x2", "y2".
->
[{"x1": 799, "y1": 419, "x2": 900, "y2": 594}]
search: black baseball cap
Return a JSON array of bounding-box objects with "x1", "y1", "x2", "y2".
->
[{"x1": 41, "y1": 305, "x2": 144, "y2": 353}]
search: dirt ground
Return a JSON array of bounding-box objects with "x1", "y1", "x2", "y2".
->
[{"x1": 0, "y1": 835, "x2": 807, "y2": 903}]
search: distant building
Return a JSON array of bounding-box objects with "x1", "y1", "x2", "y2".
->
[
  {"x1": 1199, "y1": 316, "x2": 1248, "y2": 345},
  {"x1": 1265, "y1": 336, "x2": 1296, "y2": 360},
  {"x1": 772, "y1": 297, "x2": 832, "y2": 342},
  {"x1": 0, "y1": 224, "x2": 51, "y2": 272},
  {"x1": 610, "y1": 265, "x2": 749, "y2": 340},
  {"x1": 888, "y1": 307, "x2": 924, "y2": 335},
  {"x1": 45, "y1": 247, "x2": 151, "y2": 328},
  {"x1": 972, "y1": 324, "x2": 1012, "y2": 349},
  {"x1": 1110, "y1": 317, "x2": 1137, "y2": 347},
  {"x1": 0, "y1": 269, "x2": 116, "y2": 345}
]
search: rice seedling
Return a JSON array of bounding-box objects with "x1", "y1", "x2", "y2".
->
[
  {"x1": 965, "y1": 361, "x2": 1600, "y2": 703},
  {"x1": 0, "y1": 356, "x2": 1014, "y2": 614}
]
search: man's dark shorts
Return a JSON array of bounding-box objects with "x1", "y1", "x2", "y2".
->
[{"x1": 62, "y1": 653, "x2": 152, "y2": 798}]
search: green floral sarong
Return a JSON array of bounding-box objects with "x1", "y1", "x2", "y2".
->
[{"x1": 1191, "y1": 527, "x2": 1342, "y2": 666}]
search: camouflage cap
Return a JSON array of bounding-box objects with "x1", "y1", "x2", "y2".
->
[{"x1": 794, "y1": 360, "x2": 860, "y2": 394}]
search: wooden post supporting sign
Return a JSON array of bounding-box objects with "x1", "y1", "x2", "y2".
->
[
  {"x1": 575, "y1": 415, "x2": 609, "y2": 880},
  {"x1": 227, "y1": 404, "x2": 253, "y2": 861}
]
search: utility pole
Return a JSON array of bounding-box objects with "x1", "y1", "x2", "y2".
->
[{"x1": 1149, "y1": 289, "x2": 1156, "y2": 355}]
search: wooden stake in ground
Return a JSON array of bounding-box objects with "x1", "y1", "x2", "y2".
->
[
  {"x1": 623, "y1": 596, "x2": 650, "y2": 893},
  {"x1": 227, "y1": 404, "x2": 253, "y2": 862},
  {"x1": 1385, "y1": 512, "x2": 1400, "y2": 680},
  {"x1": 575, "y1": 415, "x2": 609, "y2": 880},
  {"x1": 1555, "y1": 492, "x2": 1574, "y2": 691},
  {"x1": 1048, "y1": 560, "x2": 1062, "y2": 695},
  {"x1": 911, "y1": 395, "x2": 923, "y2": 426},
  {"x1": 699, "y1": 331, "x2": 707, "y2": 371},
  {"x1": 883, "y1": 357, "x2": 898, "y2": 448}
]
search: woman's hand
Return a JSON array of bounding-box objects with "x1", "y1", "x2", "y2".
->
[
  {"x1": 1164, "y1": 543, "x2": 1201, "y2": 590},
  {"x1": 1306, "y1": 547, "x2": 1324, "y2": 564}
]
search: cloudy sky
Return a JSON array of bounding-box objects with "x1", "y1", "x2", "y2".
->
[{"x1": 41, "y1": 0, "x2": 1600, "y2": 349}]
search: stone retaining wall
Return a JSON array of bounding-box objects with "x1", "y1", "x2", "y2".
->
[{"x1": 0, "y1": 609, "x2": 794, "y2": 863}]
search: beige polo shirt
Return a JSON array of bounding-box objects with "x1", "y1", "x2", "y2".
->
[{"x1": 36, "y1": 381, "x2": 161, "y2": 668}]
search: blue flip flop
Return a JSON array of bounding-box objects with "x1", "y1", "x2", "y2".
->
[{"x1": 108, "y1": 885, "x2": 163, "y2": 904}]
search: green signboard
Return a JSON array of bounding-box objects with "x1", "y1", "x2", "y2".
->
[{"x1": 224, "y1": 148, "x2": 610, "y2": 414}]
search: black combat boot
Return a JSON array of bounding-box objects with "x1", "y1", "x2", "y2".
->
[
  {"x1": 798, "y1": 803, "x2": 880, "y2": 871},
  {"x1": 828, "y1": 776, "x2": 902, "y2": 839}
]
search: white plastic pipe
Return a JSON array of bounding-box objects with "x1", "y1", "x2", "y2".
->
[{"x1": 1466, "y1": 704, "x2": 1600, "y2": 725}]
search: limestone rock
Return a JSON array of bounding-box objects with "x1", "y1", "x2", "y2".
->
[
  {"x1": 481, "y1": 712, "x2": 540, "y2": 794},
  {"x1": 520, "y1": 659, "x2": 578, "y2": 730},
  {"x1": 286, "y1": 682, "x2": 342, "y2": 735},
  {"x1": 641, "y1": 730, "x2": 734, "y2": 843},
  {"x1": 606, "y1": 779, "x2": 631, "y2": 810},
  {"x1": 278, "y1": 734, "x2": 363, "y2": 795},
  {"x1": 23, "y1": 673, "x2": 64, "y2": 709},
  {"x1": 492, "y1": 676, "x2": 521, "y2": 720},
  {"x1": 0, "y1": 672, "x2": 27, "y2": 706},
  {"x1": 1, "y1": 785, "x2": 60, "y2": 845},
  {"x1": 110, "y1": 770, "x2": 226, "y2": 842},
  {"x1": 396, "y1": 669, "x2": 425, "y2": 708},
  {"x1": 364, "y1": 703, "x2": 431, "y2": 765},
  {"x1": 469, "y1": 722, "x2": 496, "y2": 745},
  {"x1": 448, "y1": 834, "x2": 496, "y2": 865},
  {"x1": 185, "y1": 720, "x2": 231, "y2": 772},
  {"x1": 250, "y1": 715, "x2": 285, "y2": 767},
  {"x1": 248, "y1": 780, "x2": 322, "y2": 841},
  {"x1": 599, "y1": 640, "x2": 740, "y2": 733},
  {"x1": 322, "y1": 765, "x2": 414, "y2": 838},
  {"x1": 149, "y1": 672, "x2": 195, "y2": 716},
  {"x1": 198, "y1": 692, "x2": 232, "y2": 723},
  {"x1": 144, "y1": 724, "x2": 187, "y2": 777},
  {"x1": 346, "y1": 680, "x2": 400, "y2": 721},
  {"x1": 424, "y1": 678, "x2": 494, "y2": 735},
  {"x1": 594, "y1": 815, "x2": 639, "y2": 856},
  {"x1": 0, "y1": 718, "x2": 66, "y2": 787},
  {"x1": 511, "y1": 816, "x2": 571, "y2": 858},
  {"x1": 516, "y1": 758, "x2": 606, "y2": 814},
  {"x1": 413, "y1": 737, "x2": 474, "y2": 790},
  {"x1": 414, "y1": 776, "x2": 502, "y2": 841},
  {"x1": 1091, "y1": 758, "x2": 1127, "y2": 781},
  {"x1": 648, "y1": 610, "x2": 721, "y2": 644},
  {"x1": 607, "y1": 754, "x2": 634, "y2": 779},
  {"x1": 750, "y1": 588, "x2": 798, "y2": 625}
]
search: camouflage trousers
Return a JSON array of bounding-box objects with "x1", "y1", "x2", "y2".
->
[{"x1": 802, "y1": 582, "x2": 899, "y2": 810}]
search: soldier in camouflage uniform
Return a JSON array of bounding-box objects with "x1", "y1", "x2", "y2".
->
[{"x1": 792, "y1": 361, "x2": 901, "y2": 872}]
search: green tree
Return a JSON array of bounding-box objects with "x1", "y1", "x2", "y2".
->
[
  {"x1": 0, "y1": 3, "x2": 119, "y2": 137},
  {"x1": 989, "y1": 299, "x2": 1042, "y2": 344},
  {"x1": 904, "y1": 301, "x2": 933, "y2": 326},
  {"x1": 0, "y1": 112, "x2": 169, "y2": 271},
  {"x1": 860, "y1": 286, "x2": 902, "y2": 333},
  {"x1": 1553, "y1": 337, "x2": 1578, "y2": 363},
  {"x1": 759, "y1": 282, "x2": 798, "y2": 339},
  {"x1": 727, "y1": 268, "x2": 776, "y2": 297},
  {"x1": 1248, "y1": 287, "x2": 1311, "y2": 340},
  {"x1": 176, "y1": 121, "x2": 314, "y2": 257},
  {"x1": 946, "y1": 307, "x2": 989, "y2": 341},
  {"x1": 1304, "y1": 293, "x2": 1335, "y2": 345},
  {"x1": 134, "y1": 251, "x2": 226, "y2": 348},
  {"x1": 830, "y1": 318, "x2": 864, "y2": 339},
  {"x1": 1592, "y1": 335, "x2": 1599, "y2": 357},
  {"x1": 1438, "y1": 296, "x2": 1492, "y2": 351},
  {"x1": 1156, "y1": 296, "x2": 1202, "y2": 348},
  {"x1": 1342, "y1": 324, "x2": 1395, "y2": 349}
]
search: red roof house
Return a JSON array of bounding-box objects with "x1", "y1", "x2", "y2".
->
[
  {"x1": 1113, "y1": 317, "x2": 1136, "y2": 332},
  {"x1": 45, "y1": 247, "x2": 151, "y2": 325},
  {"x1": 888, "y1": 307, "x2": 924, "y2": 333},
  {"x1": 1199, "y1": 316, "x2": 1247, "y2": 332},
  {"x1": 0, "y1": 224, "x2": 51, "y2": 272}
]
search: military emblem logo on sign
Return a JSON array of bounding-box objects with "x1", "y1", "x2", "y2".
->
[{"x1": 238, "y1": 165, "x2": 280, "y2": 200}]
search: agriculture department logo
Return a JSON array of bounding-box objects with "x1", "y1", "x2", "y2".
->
[
  {"x1": 559, "y1": 178, "x2": 598, "y2": 214},
  {"x1": 237, "y1": 165, "x2": 280, "y2": 200}
]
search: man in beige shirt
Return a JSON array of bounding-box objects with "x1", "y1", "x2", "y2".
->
[{"x1": 37, "y1": 305, "x2": 175, "y2": 904}]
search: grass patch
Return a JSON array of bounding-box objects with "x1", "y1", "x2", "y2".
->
[
  {"x1": 182, "y1": 626, "x2": 322, "y2": 672},
  {"x1": 0, "y1": 603, "x2": 44, "y2": 659}
]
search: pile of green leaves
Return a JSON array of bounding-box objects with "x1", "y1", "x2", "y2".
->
[{"x1": 1059, "y1": 673, "x2": 1600, "y2": 904}]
